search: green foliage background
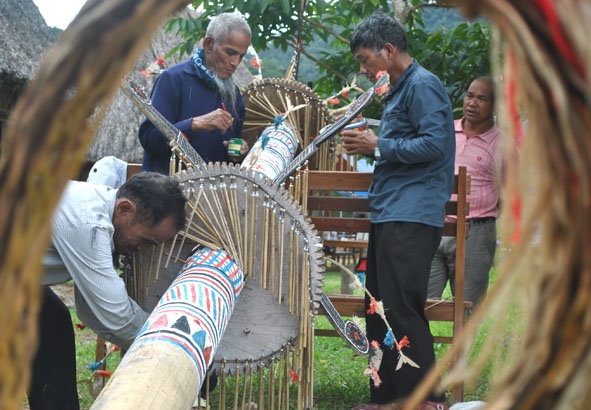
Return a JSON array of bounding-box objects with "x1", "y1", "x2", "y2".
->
[{"x1": 166, "y1": 1, "x2": 492, "y2": 117}]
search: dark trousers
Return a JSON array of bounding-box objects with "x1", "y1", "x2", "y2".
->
[
  {"x1": 365, "y1": 222, "x2": 444, "y2": 404},
  {"x1": 28, "y1": 286, "x2": 80, "y2": 410}
]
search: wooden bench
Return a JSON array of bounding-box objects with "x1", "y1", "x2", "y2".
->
[{"x1": 306, "y1": 167, "x2": 471, "y2": 403}]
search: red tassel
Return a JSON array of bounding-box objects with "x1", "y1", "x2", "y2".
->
[
  {"x1": 367, "y1": 297, "x2": 377, "y2": 315},
  {"x1": 395, "y1": 335, "x2": 411, "y2": 351},
  {"x1": 97, "y1": 370, "x2": 112, "y2": 378},
  {"x1": 370, "y1": 340, "x2": 381, "y2": 349}
]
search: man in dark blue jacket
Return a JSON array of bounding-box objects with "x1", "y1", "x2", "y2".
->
[
  {"x1": 341, "y1": 12, "x2": 455, "y2": 410},
  {"x1": 139, "y1": 13, "x2": 251, "y2": 174}
]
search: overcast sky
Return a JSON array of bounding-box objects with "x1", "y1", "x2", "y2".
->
[{"x1": 33, "y1": 0, "x2": 85, "y2": 29}]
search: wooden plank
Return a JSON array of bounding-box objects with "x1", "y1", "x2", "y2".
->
[
  {"x1": 323, "y1": 239, "x2": 368, "y2": 249},
  {"x1": 425, "y1": 300, "x2": 456, "y2": 321},
  {"x1": 310, "y1": 213, "x2": 468, "y2": 237},
  {"x1": 320, "y1": 295, "x2": 364, "y2": 317},
  {"x1": 444, "y1": 203, "x2": 471, "y2": 222},
  {"x1": 317, "y1": 332, "x2": 456, "y2": 345},
  {"x1": 307, "y1": 172, "x2": 470, "y2": 195},
  {"x1": 316, "y1": 295, "x2": 472, "y2": 323},
  {"x1": 126, "y1": 163, "x2": 142, "y2": 179},
  {"x1": 311, "y1": 217, "x2": 371, "y2": 233},
  {"x1": 307, "y1": 171, "x2": 373, "y2": 191},
  {"x1": 307, "y1": 196, "x2": 371, "y2": 213}
]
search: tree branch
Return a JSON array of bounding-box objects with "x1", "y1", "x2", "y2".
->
[
  {"x1": 302, "y1": 15, "x2": 349, "y2": 44},
  {"x1": 300, "y1": 47, "x2": 349, "y2": 83}
]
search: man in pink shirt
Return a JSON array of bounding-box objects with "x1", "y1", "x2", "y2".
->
[{"x1": 428, "y1": 76, "x2": 501, "y2": 306}]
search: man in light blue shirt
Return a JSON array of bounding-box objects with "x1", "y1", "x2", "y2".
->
[{"x1": 29, "y1": 172, "x2": 186, "y2": 410}]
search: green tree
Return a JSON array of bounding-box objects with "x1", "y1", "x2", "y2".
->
[
  {"x1": 409, "y1": 22, "x2": 492, "y2": 115},
  {"x1": 167, "y1": 0, "x2": 491, "y2": 114}
]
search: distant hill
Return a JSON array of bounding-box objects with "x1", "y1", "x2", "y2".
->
[
  {"x1": 257, "y1": 7, "x2": 486, "y2": 84},
  {"x1": 423, "y1": 7, "x2": 464, "y2": 31},
  {"x1": 422, "y1": 6, "x2": 489, "y2": 31},
  {"x1": 258, "y1": 41, "x2": 327, "y2": 84}
]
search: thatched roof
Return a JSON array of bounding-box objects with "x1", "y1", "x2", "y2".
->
[
  {"x1": 85, "y1": 10, "x2": 189, "y2": 165},
  {"x1": 0, "y1": 0, "x2": 57, "y2": 125},
  {"x1": 0, "y1": 1, "x2": 254, "y2": 164}
]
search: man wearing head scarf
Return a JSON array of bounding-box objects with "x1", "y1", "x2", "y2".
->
[{"x1": 138, "y1": 13, "x2": 251, "y2": 174}]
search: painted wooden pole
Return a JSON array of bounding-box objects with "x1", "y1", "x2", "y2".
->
[
  {"x1": 90, "y1": 247, "x2": 243, "y2": 410},
  {"x1": 240, "y1": 123, "x2": 299, "y2": 180}
]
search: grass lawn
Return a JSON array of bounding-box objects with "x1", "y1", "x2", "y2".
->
[{"x1": 62, "y1": 263, "x2": 518, "y2": 409}]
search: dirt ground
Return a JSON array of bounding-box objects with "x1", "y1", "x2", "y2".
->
[{"x1": 51, "y1": 283, "x2": 76, "y2": 308}]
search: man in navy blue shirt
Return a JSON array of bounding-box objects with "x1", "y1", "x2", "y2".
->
[
  {"x1": 139, "y1": 13, "x2": 251, "y2": 174},
  {"x1": 341, "y1": 12, "x2": 455, "y2": 410}
]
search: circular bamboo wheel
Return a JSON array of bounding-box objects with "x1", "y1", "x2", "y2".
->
[
  {"x1": 241, "y1": 78, "x2": 335, "y2": 171},
  {"x1": 127, "y1": 163, "x2": 325, "y2": 376}
]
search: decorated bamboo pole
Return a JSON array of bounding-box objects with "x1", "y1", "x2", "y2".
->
[
  {"x1": 91, "y1": 248, "x2": 244, "y2": 410},
  {"x1": 240, "y1": 123, "x2": 299, "y2": 181}
]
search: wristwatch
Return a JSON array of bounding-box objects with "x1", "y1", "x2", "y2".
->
[{"x1": 374, "y1": 143, "x2": 381, "y2": 161}]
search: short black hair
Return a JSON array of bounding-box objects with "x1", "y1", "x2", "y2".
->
[
  {"x1": 471, "y1": 76, "x2": 495, "y2": 104},
  {"x1": 117, "y1": 172, "x2": 186, "y2": 231},
  {"x1": 350, "y1": 12, "x2": 407, "y2": 54}
]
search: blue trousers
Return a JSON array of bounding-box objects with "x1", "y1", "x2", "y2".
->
[{"x1": 365, "y1": 221, "x2": 444, "y2": 404}]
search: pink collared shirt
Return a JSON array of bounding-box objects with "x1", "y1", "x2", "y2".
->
[{"x1": 454, "y1": 118, "x2": 501, "y2": 219}]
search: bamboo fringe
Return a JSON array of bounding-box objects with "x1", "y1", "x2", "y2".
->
[
  {"x1": 130, "y1": 167, "x2": 320, "y2": 409},
  {"x1": 197, "y1": 343, "x2": 304, "y2": 410},
  {"x1": 242, "y1": 79, "x2": 335, "y2": 173}
]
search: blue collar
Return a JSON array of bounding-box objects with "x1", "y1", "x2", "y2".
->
[{"x1": 191, "y1": 48, "x2": 218, "y2": 91}]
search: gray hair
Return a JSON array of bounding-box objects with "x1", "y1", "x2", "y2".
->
[
  {"x1": 206, "y1": 12, "x2": 251, "y2": 44},
  {"x1": 350, "y1": 12, "x2": 406, "y2": 54}
]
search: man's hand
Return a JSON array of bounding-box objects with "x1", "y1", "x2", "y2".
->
[
  {"x1": 191, "y1": 108, "x2": 234, "y2": 133},
  {"x1": 340, "y1": 128, "x2": 378, "y2": 157},
  {"x1": 223, "y1": 139, "x2": 250, "y2": 161}
]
